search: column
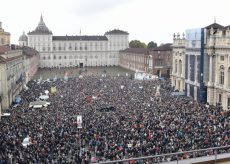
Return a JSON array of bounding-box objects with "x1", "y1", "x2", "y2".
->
[
  {"x1": 187, "y1": 84, "x2": 190, "y2": 97},
  {"x1": 188, "y1": 55, "x2": 190, "y2": 81},
  {"x1": 194, "y1": 86, "x2": 197, "y2": 101},
  {"x1": 208, "y1": 55, "x2": 213, "y2": 85},
  {"x1": 214, "y1": 55, "x2": 219, "y2": 85},
  {"x1": 195, "y1": 55, "x2": 198, "y2": 83},
  {"x1": 224, "y1": 55, "x2": 228, "y2": 88}
]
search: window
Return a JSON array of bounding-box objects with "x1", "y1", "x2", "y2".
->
[
  {"x1": 53, "y1": 55, "x2": 56, "y2": 59},
  {"x1": 155, "y1": 59, "x2": 162, "y2": 66},
  {"x1": 219, "y1": 94, "x2": 222, "y2": 103},
  {"x1": 85, "y1": 46, "x2": 87, "y2": 50},
  {"x1": 220, "y1": 56, "x2": 224, "y2": 61},
  {"x1": 43, "y1": 56, "x2": 46, "y2": 60},
  {"x1": 179, "y1": 60, "x2": 182, "y2": 75},
  {"x1": 59, "y1": 56, "x2": 62, "y2": 59},
  {"x1": 220, "y1": 65, "x2": 224, "y2": 85},
  {"x1": 228, "y1": 98, "x2": 230, "y2": 109},
  {"x1": 64, "y1": 56, "x2": 67, "y2": 59},
  {"x1": 228, "y1": 67, "x2": 230, "y2": 87},
  {"x1": 48, "y1": 56, "x2": 51, "y2": 60},
  {"x1": 158, "y1": 54, "x2": 161, "y2": 59}
]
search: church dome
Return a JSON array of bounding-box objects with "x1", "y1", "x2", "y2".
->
[
  {"x1": 19, "y1": 31, "x2": 28, "y2": 41},
  {"x1": 28, "y1": 15, "x2": 52, "y2": 35}
]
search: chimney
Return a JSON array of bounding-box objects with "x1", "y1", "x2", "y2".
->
[{"x1": 0, "y1": 22, "x2": 2, "y2": 29}]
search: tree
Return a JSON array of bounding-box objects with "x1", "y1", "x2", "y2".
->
[
  {"x1": 129, "y1": 40, "x2": 147, "y2": 48},
  {"x1": 147, "y1": 41, "x2": 157, "y2": 49}
]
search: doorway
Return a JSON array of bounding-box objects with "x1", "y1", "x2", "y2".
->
[{"x1": 80, "y1": 63, "x2": 83, "y2": 68}]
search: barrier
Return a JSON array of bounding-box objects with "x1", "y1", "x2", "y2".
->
[{"x1": 93, "y1": 145, "x2": 230, "y2": 164}]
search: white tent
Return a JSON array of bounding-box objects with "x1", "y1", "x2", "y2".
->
[
  {"x1": 29, "y1": 101, "x2": 50, "y2": 108},
  {"x1": 3, "y1": 113, "x2": 11, "y2": 116},
  {"x1": 134, "y1": 71, "x2": 158, "y2": 80},
  {"x1": 39, "y1": 95, "x2": 49, "y2": 100},
  {"x1": 22, "y1": 136, "x2": 30, "y2": 147}
]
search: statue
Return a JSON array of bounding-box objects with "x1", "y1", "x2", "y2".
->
[{"x1": 155, "y1": 85, "x2": 161, "y2": 102}]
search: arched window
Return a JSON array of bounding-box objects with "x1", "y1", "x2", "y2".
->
[
  {"x1": 220, "y1": 65, "x2": 224, "y2": 85},
  {"x1": 179, "y1": 60, "x2": 182, "y2": 75},
  {"x1": 175, "y1": 60, "x2": 177, "y2": 73},
  {"x1": 228, "y1": 67, "x2": 230, "y2": 87}
]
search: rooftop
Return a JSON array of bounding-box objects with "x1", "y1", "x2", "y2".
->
[
  {"x1": 52, "y1": 35, "x2": 108, "y2": 41},
  {"x1": 120, "y1": 48, "x2": 149, "y2": 54},
  {"x1": 105, "y1": 29, "x2": 129, "y2": 35},
  {"x1": 150, "y1": 43, "x2": 172, "y2": 51},
  {"x1": 28, "y1": 15, "x2": 52, "y2": 35}
]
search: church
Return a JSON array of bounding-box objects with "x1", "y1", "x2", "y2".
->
[{"x1": 19, "y1": 16, "x2": 129, "y2": 68}]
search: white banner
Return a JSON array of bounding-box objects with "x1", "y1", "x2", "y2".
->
[{"x1": 77, "y1": 115, "x2": 83, "y2": 129}]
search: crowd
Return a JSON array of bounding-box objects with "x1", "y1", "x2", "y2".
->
[{"x1": 0, "y1": 73, "x2": 230, "y2": 164}]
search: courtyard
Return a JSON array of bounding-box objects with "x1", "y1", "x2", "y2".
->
[{"x1": 32, "y1": 66, "x2": 135, "y2": 80}]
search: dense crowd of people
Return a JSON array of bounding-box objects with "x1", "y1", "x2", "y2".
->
[{"x1": 0, "y1": 73, "x2": 230, "y2": 164}]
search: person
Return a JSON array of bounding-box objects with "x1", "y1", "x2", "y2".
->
[{"x1": 0, "y1": 74, "x2": 229, "y2": 164}]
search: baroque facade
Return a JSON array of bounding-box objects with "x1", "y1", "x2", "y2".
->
[
  {"x1": 119, "y1": 44, "x2": 173, "y2": 78},
  {"x1": 0, "y1": 45, "x2": 39, "y2": 112},
  {"x1": 171, "y1": 34, "x2": 186, "y2": 92},
  {"x1": 0, "y1": 22, "x2": 10, "y2": 45},
  {"x1": 149, "y1": 43, "x2": 172, "y2": 78},
  {"x1": 20, "y1": 16, "x2": 129, "y2": 68},
  {"x1": 0, "y1": 48, "x2": 24, "y2": 111},
  {"x1": 172, "y1": 23, "x2": 230, "y2": 110},
  {"x1": 119, "y1": 48, "x2": 149, "y2": 72}
]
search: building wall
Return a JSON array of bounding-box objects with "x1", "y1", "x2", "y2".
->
[
  {"x1": 0, "y1": 22, "x2": 10, "y2": 45},
  {"x1": 149, "y1": 49, "x2": 172, "y2": 78},
  {"x1": 120, "y1": 51, "x2": 148, "y2": 72},
  {"x1": 171, "y1": 34, "x2": 186, "y2": 92},
  {"x1": 206, "y1": 27, "x2": 230, "y2": 110},
  {"x1": 0, "y1": 51, "x2": 24, "y2": 111},
  {"x1": 27, "y1": 33, "x2": 128, "y2": 68}
]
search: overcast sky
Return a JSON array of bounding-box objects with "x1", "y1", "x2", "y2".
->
[{"x1": 0, "y1": 0, "x2": 230, "y2": 45}]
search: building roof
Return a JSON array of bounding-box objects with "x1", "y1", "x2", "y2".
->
[
  {"x1": 0, "y1": 45, "x2": 11, "y2": 54},
  {"x1": 150, "y1": 43, "x2": 172, "y2": 51},
  {"x1": 22, "y1": 46, "x2": 39, "y2": 57},
  {"x1": 105, "y1": 29, "x2": 129, "y2": 35},
  {"x1": 19, "y1": 31, "x2": 28, "y2": 41},
  {"x1": 225, "y1": 25, "x2": 230, "y2": 30},
  {"x1": 205, "y1": 23, "x2": 224, "y2": 30},
  {"x1": 52, "y1": 35, "x2": 108, "y2": 41},
  {"x1": 28, "y1": 15, "x2": 52, "y2": 35},
  {"x1": 0, "y1": 54, "x2": 24, "y2": 63},
  {"x1": 120, "y1": 48, "x2": 149, "y2": 54}
]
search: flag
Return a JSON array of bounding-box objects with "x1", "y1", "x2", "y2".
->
[{"x1": 51, "y1": 86, "x2": 57, "y2": 93}]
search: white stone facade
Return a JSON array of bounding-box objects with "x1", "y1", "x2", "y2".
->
[
  {"x1": 23, "y1": 16, "x2": 129, "y2": 68},
  {"x1": 206, "y1": 24, "x2": 230, "y2": 110},
  {"x1": 171, "y1": 33, "x2": 186, "y2": 92}
]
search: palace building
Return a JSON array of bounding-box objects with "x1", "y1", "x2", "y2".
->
[
  {"x1": 172, "y1": 22, "x2": 230, "y2": 110},
  {"x1": 19, "y1": 15, "x2": 129, "y2": 68}
]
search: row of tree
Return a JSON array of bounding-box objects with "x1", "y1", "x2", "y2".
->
[{"x1": 129, "y1": 40, "x2": 157, "y2": 49}]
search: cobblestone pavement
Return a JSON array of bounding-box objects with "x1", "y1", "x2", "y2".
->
[{"x1": 33, "y1": 66, "x2": 135, "y2": 80}]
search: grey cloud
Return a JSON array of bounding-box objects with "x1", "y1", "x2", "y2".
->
[{"x1": 73, "y1": 0, "x2": 133, "y2": 15}]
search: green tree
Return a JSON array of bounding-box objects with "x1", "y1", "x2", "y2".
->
[
  {"x1": 147, "y1": 41, "x2": 157, "y2": 49},
  {"x1": 129, "y1": 40, "x2": 147, "y2": 48}
]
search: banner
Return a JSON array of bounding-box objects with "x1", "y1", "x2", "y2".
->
[
  {"x1": 77, "y1": 115, "x2": 83, "y2": 129},
  {"x1": 51, "y1": 86, "x2": 57, "y2": 93}
]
